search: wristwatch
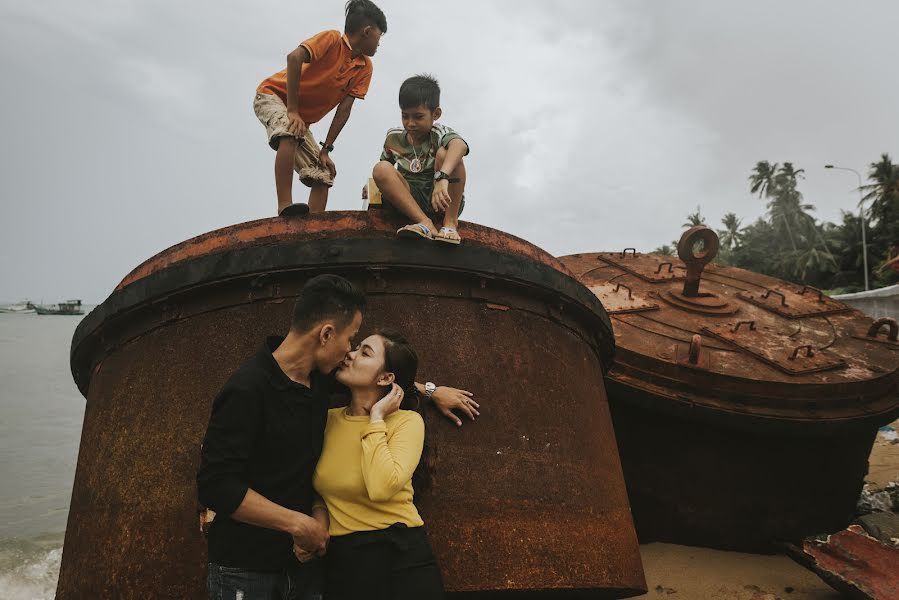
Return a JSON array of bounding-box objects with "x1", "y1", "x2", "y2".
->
[
  {"x1": 424, "y1": 382, "x2": 437, "y2": 400},
  {"x1": 434, "y1": 170, "x2": 460, "y2": 183},
  {"x1": 319, "y1": 141, "x2": 334, "y2": 152}
]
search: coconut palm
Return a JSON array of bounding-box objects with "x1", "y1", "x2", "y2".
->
[
  {"x1": 682, "y1": 206, "x2": 706, "y2": 228},
  {"x1": 860, "y1": 153, "x2": 899, "y2": 247},
  {"x1": 717, "y1": 213, "x2": 743, "y2": 250}
]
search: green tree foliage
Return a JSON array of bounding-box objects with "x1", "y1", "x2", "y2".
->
[{"x1": 666, "y1": 156, "x2": 897, "y2": 292}]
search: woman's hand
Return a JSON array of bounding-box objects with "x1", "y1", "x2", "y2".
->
[
  {"x1": 294, "y1": 543, "x2": 318, "y2": 562},
  {"x1": 370, "y1": 383, "x2": 404, "y2": 422},
  {"x1": 431, "y1": 386, "x2": 479, "y2": 426}
]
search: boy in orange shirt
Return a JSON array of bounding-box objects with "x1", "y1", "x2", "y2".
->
[{"x1": 255, "y1": 1, "x2": 386, "y2": 216}]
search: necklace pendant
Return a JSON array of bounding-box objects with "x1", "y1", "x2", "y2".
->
[{"x1": 409, "y1": 158, "x2": 422, "y2": 173}]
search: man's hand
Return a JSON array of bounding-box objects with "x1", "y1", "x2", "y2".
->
[
  {"x1": 431, "y1": 179, "x2": 451, "y2": 212},
  {"x1": 431, "y1": 386, "x2": 479, "y2": 426},
  {"x1": 289, "y1": 512, "x2": 329, "y2": 556},
  {"x1": 370, "y1": 383, "x2": 404, "y2": 422},
  {"x1": 287, "y1": 112, "x2": 307, "y2": 138},
  {"x1": 319, "y1": 149, "x2": 337, "y2": 179}
]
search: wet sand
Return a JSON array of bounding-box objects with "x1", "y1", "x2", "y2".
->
[{"x1": 633, "y1": 421, "x2": 899, "y2": 599}]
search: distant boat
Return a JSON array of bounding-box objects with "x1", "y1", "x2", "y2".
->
[
  {"x1": 0, "y1": 301, "x2": 35, "y2": 314},
  {"x1": 32, "y1": 300, "x2": 84, "y2": 316}
]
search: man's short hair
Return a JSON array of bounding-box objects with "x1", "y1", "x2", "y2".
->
[
  {"x1": 291, "y1": 274, "x2": 365, "y2": 332},
  {"x1": 345, "y1": 0, "x2": 387, "y2": 34},
  {"x1": 399, "y1": 74, "x2": 440, "y2": 110}
]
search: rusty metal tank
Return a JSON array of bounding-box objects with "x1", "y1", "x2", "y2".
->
[
  {"x1": 58, "y1": 210, "x2": 646, "y2": 599},
  {"x1": 560, "y1": 226, "x2": 899, "y2": 552}
]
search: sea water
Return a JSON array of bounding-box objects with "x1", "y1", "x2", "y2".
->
[{"x1": 0, "y1": 312, "x2": 86, "y2": 599}]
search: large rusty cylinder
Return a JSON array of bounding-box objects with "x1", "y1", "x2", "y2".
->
[
  {"x1": 59, "y1": 210, "x2": 646, "y2": 599},
  {"x1": 560, "y1": 228, "x2": 899, "y2": 552}
]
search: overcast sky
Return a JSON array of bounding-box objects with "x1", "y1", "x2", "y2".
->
[{"x1": 1, "y1": 0, "x2": 896, "y2": 304}]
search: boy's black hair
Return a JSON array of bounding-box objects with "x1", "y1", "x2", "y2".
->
[
  {"x1": 345, "y1": 0, "x2": 387, "y2": 34},
  {"x1": 399, "y1": 74, "x2": 440, "y2": 111},
  {"x1": 291, "y1": 274, "x2": 365, "y2": 332}
]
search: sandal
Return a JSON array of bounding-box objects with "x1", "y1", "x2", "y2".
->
[
  {"x1": 435, "y1": 227, "x2": 462, "y2": 245},
  {"x1": 396, "y1": 223, "x2": 434, "y2": 240},
  {"x1": 279, "y1": 203, "x2": 310, "y2": 217}
]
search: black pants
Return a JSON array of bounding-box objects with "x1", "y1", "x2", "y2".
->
[{"x1": 324, "y1": 524, "x2": 444, "y2": 600}]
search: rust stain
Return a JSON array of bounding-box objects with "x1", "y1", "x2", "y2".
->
[
  {"x1": 560, "y1": 225, "x2": 899, "y2": 552},
  {"x1": 787, "y1": 525, "x2": 899, "y2": 600},
  {"x1": 59, "y1": 212, "x2": 645, "y2": 598}
]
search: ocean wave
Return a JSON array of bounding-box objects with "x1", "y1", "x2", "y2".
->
[{"x1": 0, "y1": 537, "x2": 63, "y2": 600}]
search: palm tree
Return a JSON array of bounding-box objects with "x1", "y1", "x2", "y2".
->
[
  {"x1": 749, "y1": 161, "x2": 778, "y2": 199},
  {"x1": 860, "y1": 153, "x2": 899, "y2": 249},
  {"x1": 750, "y1": 161, "x2": 797, "y2": 250},
  {"x1": 683, "y1": 206, "x2": 706, "y2": 228},
  {"x1": 718, "y1": 213, "x2": 743, "y2": 250}
]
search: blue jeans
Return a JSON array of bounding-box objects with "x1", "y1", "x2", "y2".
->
[{"x1": 207, "y1": 562, "x2": 322, "y2": 600}]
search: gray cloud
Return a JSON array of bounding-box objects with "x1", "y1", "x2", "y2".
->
[{"x1": 1, "y1": 0, "x2": 895, "y2": 303}]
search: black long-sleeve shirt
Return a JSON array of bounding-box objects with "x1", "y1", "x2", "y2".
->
[{"x1": 197, "y1": 336, "x2": 331, "y2": 571}]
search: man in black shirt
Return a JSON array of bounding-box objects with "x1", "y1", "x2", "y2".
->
[{"x1": 197, "y1": 274, "x2": 478, "y2": 599}]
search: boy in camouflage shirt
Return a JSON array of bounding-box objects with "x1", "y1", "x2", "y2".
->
[{"x1": 372, "y1": 74, "x2": 469, "y2": 244}]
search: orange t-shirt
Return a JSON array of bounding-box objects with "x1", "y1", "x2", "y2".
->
[{"x1": 256, "y1": 30, "x2": 373, "y2": 125}]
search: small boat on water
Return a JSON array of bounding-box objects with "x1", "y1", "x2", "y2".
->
[
  {"x1": 0, "y1": 301, "x2": 35, "y2": 314},
  {"x1": 32, "y1": 300, "x2": 84, "y2": 315}
]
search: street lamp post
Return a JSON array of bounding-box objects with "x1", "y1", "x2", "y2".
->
[{"x1": 825, "y1": 165, "x2": 869, "y2": 291}]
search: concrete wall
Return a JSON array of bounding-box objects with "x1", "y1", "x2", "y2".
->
[{"x1": 833, "y1": 285, "x2": 899, "y2": 320}]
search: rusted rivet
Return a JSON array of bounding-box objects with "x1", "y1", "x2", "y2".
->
[
  {"x1": 789, "y1": 345, "x2": 815, "y2": 360},
  {"x1": 732, "y1": 320, "x2": 756, "y2": 333},
  {"x1": 688, "y1": 334, "x2": 702, "y2": 365},
  {"x1": 867, "y1": 317, "x2": 899, "y2": 342},
  {"x1": 249, "y1": 274, "x2": 269, "y2": 289}
]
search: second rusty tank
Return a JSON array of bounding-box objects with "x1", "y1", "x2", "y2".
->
[{"x1": 560, "y1": 226, "x2": 899, "y2": 551}]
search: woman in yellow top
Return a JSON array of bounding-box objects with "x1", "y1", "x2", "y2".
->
[{"x1": 307, "y1": 329, "x2": 443, "y2": 599}]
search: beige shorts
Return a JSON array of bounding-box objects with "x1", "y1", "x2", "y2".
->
[{"x1": 253, "y1": 92, "x2": 334, "y2": 188}]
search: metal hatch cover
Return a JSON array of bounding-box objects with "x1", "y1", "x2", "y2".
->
[
  {"x1": 587, "y1": 282, "x2": 659, "y2": 314},
  {"x1": 702, "y1": 320, "x2": 848, "y2": 375},
  {"x1": 737, "y1": 285, "x2": 851, "y2": 319},
  {"x1": 597, "y1": 249, "x2": 685, "y2": 283}
]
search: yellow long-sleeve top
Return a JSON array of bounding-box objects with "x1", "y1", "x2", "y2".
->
[{"x1": 312, "y1": 407, "x2": 425, "y2": 536}]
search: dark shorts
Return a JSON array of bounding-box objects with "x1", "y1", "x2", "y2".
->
[
  {"x1": 324, "y1": 524, "x2": 444, "y2": 600},
  {"x1": 407, "y1": 178, "x2": 465, "y2": 219},
  {"x1": 207, "y1": 561, "x2": 322, "y2": 600}
]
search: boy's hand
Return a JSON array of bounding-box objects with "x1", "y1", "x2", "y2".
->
[
  {"x1": 287, "y1": 112, "x2": 307, "y2": 138},
  {"x1": 319, "y1": 149, "x2": 337, "y2": 179},
  {"x1": 432, "y1": 179, "x2": 451, "y2": 212}
]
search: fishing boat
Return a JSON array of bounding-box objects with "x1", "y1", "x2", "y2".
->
[
  {"x1": 0, "y1": 301, "x2": 35, "y2": 314},
  {"x1": 33, "y1": 300, "x2": 84, "y2": 315}
]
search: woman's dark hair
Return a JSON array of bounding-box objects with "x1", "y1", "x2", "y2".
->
[
  {"x1": 345, "y1": 0, "x2": 387, "y2": 34},
  {"x1": 377, "y1": 329, "x2": 432, "y2": 491}
]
